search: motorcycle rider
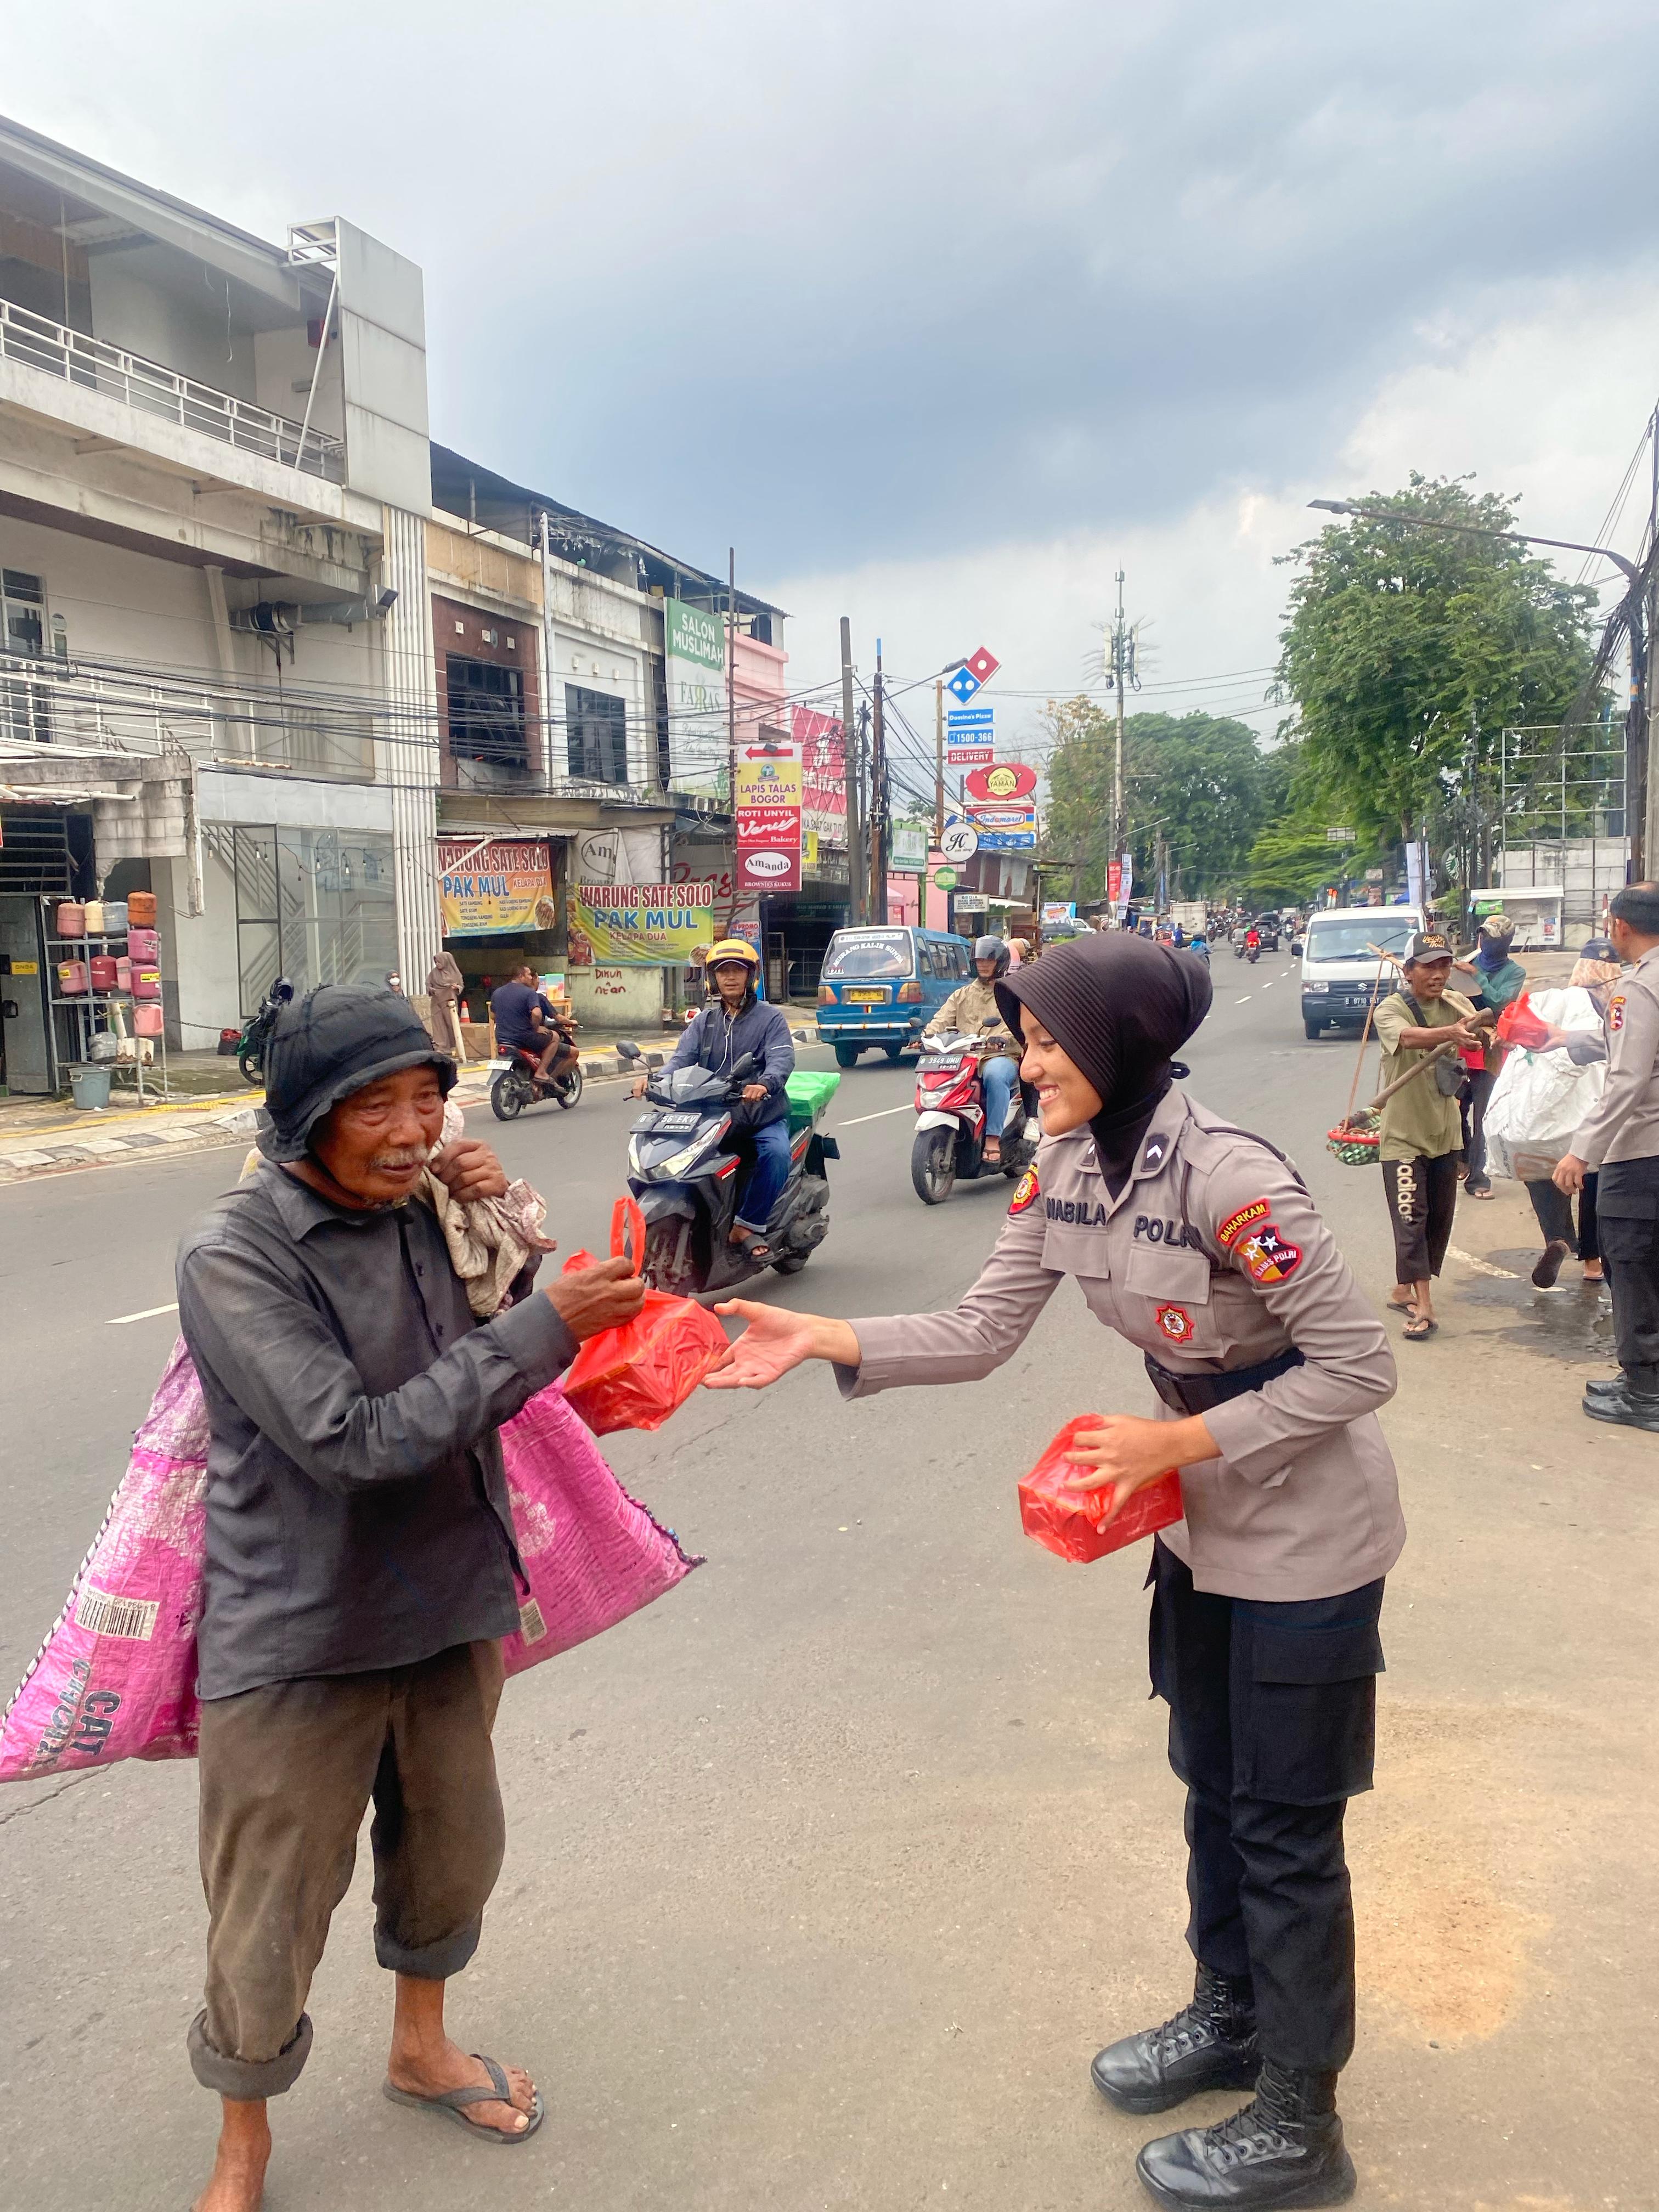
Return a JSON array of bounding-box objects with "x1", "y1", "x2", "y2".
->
[
  {"x1": 635, "y1": 939, "x2": 795, "y2": 1259},
  {"x1": 927, "y1": 936, "x2": 1022, "y2": 1164},
  {"x1": 490, "y1": 964, "x2": 578, "y2": 1092}
]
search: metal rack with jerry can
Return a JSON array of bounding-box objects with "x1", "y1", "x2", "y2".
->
[{"x1": 44, "y1": 891, "x2": 170, "y2": 1106}]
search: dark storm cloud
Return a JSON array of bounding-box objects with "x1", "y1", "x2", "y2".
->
[{"x1": 12, "y1": 0, "x2": 1658, "y2": 578}]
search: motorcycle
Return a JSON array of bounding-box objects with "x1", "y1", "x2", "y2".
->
[
  {"x1": 235, "y1": 975, "x2": 294, "y2": 1085},
  {"x1": 487, "y1": 1035, "x2": 584, "y2": 1120},
  {"x1": 910, "y1": 1028, "x2": 1040, "y2": 1205},
  {"x1": 1246, "y1": 943, "x2": 1260, "y2": 966},
  {"x1": 616, "y1": 1041, "x2": 839, "y2": 1293}
]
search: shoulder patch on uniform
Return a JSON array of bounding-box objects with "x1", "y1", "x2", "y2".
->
[
  {"x1": 1234, "y1": 1223, "x2": 1302, "y2": 1285},
  {"x1": 1610, "y1": 994, "x2": 1627, "y2": 1033},
  {"x1": 1216, "y1": 1197, "x2": 1271, "y2": 1250},
  {"x1": 1008, "y1": 1167, "x2": 1040, "y2": 1215}
]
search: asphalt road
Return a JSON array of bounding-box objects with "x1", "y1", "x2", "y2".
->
[{"x1": 1, "y1": 957, "x2": 1654, "y2": 2211}]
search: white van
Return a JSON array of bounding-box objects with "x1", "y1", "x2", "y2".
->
[{"x1": 1300, "y1": 906, "x2": 1424, "y2": 1039}]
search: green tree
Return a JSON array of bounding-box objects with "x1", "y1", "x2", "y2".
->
[
  {"x1": 1041, "y1": 702, "x2": 1277, "y2": 896},
  {"x1": 1276, "y1": 475, "x2": 1599, "y2": 849}
]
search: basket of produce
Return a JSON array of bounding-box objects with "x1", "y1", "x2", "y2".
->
[{"x1": 1326, "y1": 1111, "x2": 1380, "y2": 1166}]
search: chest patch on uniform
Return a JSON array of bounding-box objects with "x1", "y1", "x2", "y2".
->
[
  {"x1": 1008, "y1": 1167, "x2": 1041, "y2": 1215},
  {"x1": 1234, "y1": 1224, "x2": 1302, "y2": 1285},
  {"x1": 1155, "y1": 1302, "x2": 1195, "y2": 1343},
  {"x1": 1610, "y1": 994, "x2": 1627, "y2": 1034},
  {"x1": 1217, "y1": 1198, "x2": 1271, "y2": 1249},
  {"x1": 1046, "y1": 1194, "x2": 1109, "y2": 1224},
  {"x1": 1132, "y1": 1214, "x2": 1203, "y2": 1249}
]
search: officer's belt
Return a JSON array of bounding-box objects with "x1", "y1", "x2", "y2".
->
[{"x1": 1143, "y1": 1344, "x2": 1306, "y2": 1415}]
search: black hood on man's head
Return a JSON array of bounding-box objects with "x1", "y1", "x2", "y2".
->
[
  {"x1": 256, "y1": 985, "x2": 455, "y2": 1163},
  {"x1": 995, "y1": 934, "x2": 1212, "y2": 1113}
]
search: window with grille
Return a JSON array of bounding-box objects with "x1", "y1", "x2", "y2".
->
[
  {"x1": 566, "y1": 685, "x2": 628, "y2": 785},
  {"x1": 447, "y1": 656, "x2": 527, "y2": 769}
]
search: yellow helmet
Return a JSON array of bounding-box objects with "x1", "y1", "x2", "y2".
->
[{"x1": 706, "y1": 938, "x2": 760, "y2": 968}]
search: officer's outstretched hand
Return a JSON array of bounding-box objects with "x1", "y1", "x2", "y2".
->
[
  {"x1": 706, "y1": 1301, "x2": 861, "y2": 1386},
  {"x1": 1063, "y1": 1412, "x2": 1220, "y2": 1523}
]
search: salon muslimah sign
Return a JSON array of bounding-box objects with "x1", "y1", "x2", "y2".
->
[{"x1": 664, "y1": 597, "x2": 729, "y2": 800}]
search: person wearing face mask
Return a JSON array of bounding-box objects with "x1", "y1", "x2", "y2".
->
[
  {"x1": 706, "y1": 934, "x2": 1401, "y2": 2212},
  {"x1": 1451, "y1": 915, "x2": 1526, "y2": 1198}
]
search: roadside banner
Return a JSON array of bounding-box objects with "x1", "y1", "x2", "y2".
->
[
  {"x1": 946, "y1": 706, "x2": 994, "y2": 766},
  {"x1": 568, "y1": 881, "x2": 717, "y2": 966},
  {"x1": 664, "y1": 597, "x2": 729, "y2": 799},
  {"x1": 438, "y1": 838, "x2": 554, "y2": 935},
  {"x1": 792, "y1": 704, "x2": 846, "y2": 845},
  {"x1": 963, "y1": 802, "x2": 1036, "y2": 851},
  {"x1": 890, "y1": 823, "x2": 929, "y2": 870},
  {"x1": 735, "y1": 742, "x2": 803, "y2": 891}
]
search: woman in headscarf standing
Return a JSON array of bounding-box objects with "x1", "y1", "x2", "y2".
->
[
  {"x1": 709, "y1": 934, "x2": 1401, "y2": 2211},
  {"x1": 425, "y1": 949, "x2": 467, "y2": 1060}
]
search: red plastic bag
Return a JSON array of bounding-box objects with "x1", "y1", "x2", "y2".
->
[
  {"x1": 559, "y1": 1197, "x2": 729, "y2": 1434},
  {"x1": 1018, "y1": 1415, "x2": 1184, "y2": 1564},
  {"x1": 1496, "y1": 991, "x2": 1552, "y2": 1051}
]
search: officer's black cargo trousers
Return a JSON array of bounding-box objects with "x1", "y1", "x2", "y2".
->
[
  {"x1": 1596, "y1": 1155, "x2": 1659, "y2": 1391},
  {"x1": 1148, "y1": 1538, "x2": 1385, "y2": 2075}
]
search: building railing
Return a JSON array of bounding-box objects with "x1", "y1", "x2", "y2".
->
[{"x1": 0, "y1": 295, "x2": 346, "y2": 483}]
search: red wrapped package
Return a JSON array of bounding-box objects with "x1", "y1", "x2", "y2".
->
[
  {"x1": 1495, "y1": 992, "x2": 1551, "y2": 1050},
  {"x1": 1018, "y1": 1415, "x2": 1184, "y2": 1564},
  {"x1": 558, "y1": 1196, "x2": 729, "y2": 1434}
]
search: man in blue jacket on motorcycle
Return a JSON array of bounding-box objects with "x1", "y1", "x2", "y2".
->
[{"x1": 645, "y1": 939, "x2": 796, "y2": 1257}]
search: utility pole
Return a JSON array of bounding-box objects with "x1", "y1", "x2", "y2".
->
[
  {"x1": 726, "y1": 548, "x2": 738, "y2": 811},
  {"x1": 1105, "y1": 569, "x2": 1138, "y2": 905},
  {"x1": 871, "y1": 638, "x2": 888, "y2": 924},
  {"x1": 840, "y1": 616, "x2": 864, "y2": 923},
  {"x1": 935, "y1": 678, "x2": 946, "y2": 845}
]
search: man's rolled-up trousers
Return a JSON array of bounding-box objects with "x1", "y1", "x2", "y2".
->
[{"x1": 188, "y1": 1640, "x2": 505, "y2": 2098}]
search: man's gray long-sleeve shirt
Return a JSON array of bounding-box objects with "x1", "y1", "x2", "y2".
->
[{"x1": 177, "y1": 1163, "x2": 576, "y2": 1700}]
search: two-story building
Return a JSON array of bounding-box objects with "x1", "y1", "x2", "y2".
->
[
  {"x1": 0, "y1": 114, "x2": 438, "y2": 1090},
  {"x1": 424, "y1": 444, "x2": 796, "y2": 1031}
]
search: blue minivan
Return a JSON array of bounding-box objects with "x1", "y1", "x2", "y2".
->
[{"x1": 815, "y1": 925, "x2": 974, "y2": 1065}]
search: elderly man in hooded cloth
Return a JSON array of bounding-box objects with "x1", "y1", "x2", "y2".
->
[
  {"x1": 174, "y1": 985, "x2": 644, "y2": 2212},
  {"x1": 425, "y1": 947, "x2": 467, "y2": 1058}
]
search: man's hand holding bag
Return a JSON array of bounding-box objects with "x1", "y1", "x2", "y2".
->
[{"x1": 553, "y1": 1197, "x2": 729, "y2": 1433}]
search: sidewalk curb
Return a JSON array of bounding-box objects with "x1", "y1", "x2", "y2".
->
[{"x1": 0, "y1": 1031, "x2": 831, "y2": 1187}]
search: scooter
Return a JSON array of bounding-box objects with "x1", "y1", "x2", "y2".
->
[
  {"x1": 236, "y1": 975, "x2": 294, "y2": 1085},
  {"x1": 1246, "y1": 943, "x2": 1260, "y2": 966},
  {"x1": 910, "y1": 1028, "x2": 1040, "y2": 1205},
  {"x1": 616, "y1": 1040, "x2": 840, "y2": 1294},
  {"x1": 487, "y1": 1034, "x2": 584, "y2": 1120}
]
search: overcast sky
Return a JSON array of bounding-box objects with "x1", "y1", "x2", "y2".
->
[{"x1": 10, "y1": 0, "x2": 1659, "y2": 757}]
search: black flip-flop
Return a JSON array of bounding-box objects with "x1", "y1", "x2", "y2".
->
[
  {"x1": 1402, "y1": 1314, "x2": 1438, "y2": 1341},
  {"x1": 1386, "y1": 1294, "x2": 1416, "y2": 1316},
  {"x1": 383, "y1": 2053, "x2": 543, "y2": 2145}
]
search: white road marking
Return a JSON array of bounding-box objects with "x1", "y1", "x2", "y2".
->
[
  {"x1": 108, "y1": 1300, "x2": 179, "y2": 1325},
  {"x1": 1447, "y1": 1245, "x2": 1518, "y2": 1280},
  {"x1": 1237, "y1": 995, "x2": 1252, "y2": 1003},
  {"x1": 1262, "y1": 980, "x2": 1275, "y2": 989},
  {"x1": 837, "y1": 1103, "x2": 916, "y2": 1126}
]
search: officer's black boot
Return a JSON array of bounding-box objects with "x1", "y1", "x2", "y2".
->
[
  {"x1": 1583, "y1": 1380, "x2": 1659, "y2": 1432},
  {"x1": 1134, "y1": 2058, "x2": 1356, "y2": 2209},
  {"x1": 1091, "y1": 1963, "x2": 1260, "y2": 2115}
]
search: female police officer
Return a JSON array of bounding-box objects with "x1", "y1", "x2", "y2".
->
[{"x1": 708, "y1": 933, "x2": 1401, "y2": 2211}]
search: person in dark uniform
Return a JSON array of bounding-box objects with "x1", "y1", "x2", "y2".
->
[
  {"x1": 1553, "y1": 883, "x2": 1659, "y2": 1432},
  {"x1": 706, "y1": 934, "x2": 1401, "y2": 2210}
]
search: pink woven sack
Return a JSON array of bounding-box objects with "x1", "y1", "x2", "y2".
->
[
  {"x1": 2, "y1": 1347, "x2": 697, "y2": 1783},
  {"x1": 498, "y1": 1380, "x2": 699, "y2": 1675},
  {"x1": 1, "y1": 1336, "x2": 208, "y2": 1781}
]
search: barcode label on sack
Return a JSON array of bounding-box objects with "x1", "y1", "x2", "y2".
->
[
  {"x1": 517, "y1": 1599, "x2": 548, "y2": 1645},
  {"x1": 75, "y1": 1585, "x2": 160, "y2": 1641}
]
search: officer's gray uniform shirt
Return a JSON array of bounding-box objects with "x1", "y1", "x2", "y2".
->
[
  {"x1": 838, "y1": 1090, "x2": 1403, "y2": 1602},
  {"x1": 1572, "y1": 944, "x2": 1659, "y2": 1168},
  {"x1": 177, "y1": 1162, "x2": 576, "y2": 1700}
]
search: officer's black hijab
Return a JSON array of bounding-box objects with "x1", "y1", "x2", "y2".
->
[{"x1": 996, "y1": 934, "x2": 1212, "y2": 1193}]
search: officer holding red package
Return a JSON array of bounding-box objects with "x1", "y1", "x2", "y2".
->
[{"x1": 709, "y1": 933, "x2": 1401, "y2": 2211}]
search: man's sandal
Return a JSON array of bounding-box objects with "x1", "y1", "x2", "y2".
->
[
  {"x1": 1385, "y1": 1294, "x2": 1415, "y2": 1315},
  {"x1": 1402, "y1": 1314, "x2": 1438, "y2": 1341},
  {"x1": 383, "y1": 2055, "x2": 544, "y2": 2145}
]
